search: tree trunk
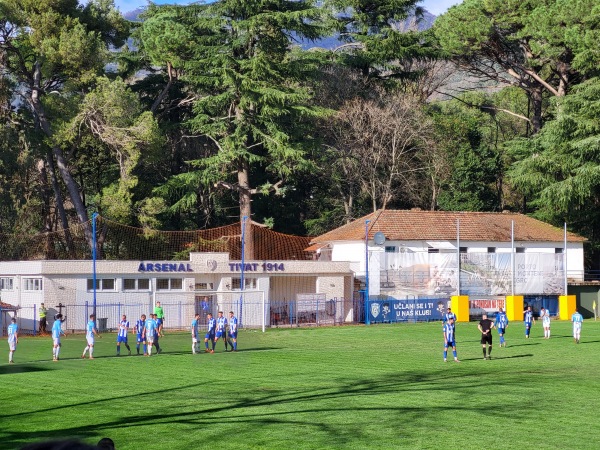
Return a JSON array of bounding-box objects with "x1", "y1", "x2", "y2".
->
[
  {"x1": 237, "y1": 160, "x2": 254, "y2": 261},
  {"x1": 530, "y1": 86, "x2": 543, "y2": 134}
]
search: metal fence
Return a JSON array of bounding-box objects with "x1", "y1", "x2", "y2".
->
[{"x1": 1, "y1": 297, "x2": 357, "y2": 336}]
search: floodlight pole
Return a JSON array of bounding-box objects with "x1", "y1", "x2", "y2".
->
[
  {"x1": 92, "y1": 212, "x2": 98, "y2": 318},
  {"x1": 365, "y1": 219, "x2": 371, "y2": 325},
  {"x1": 511, "y1": 220, "x2": 515, "y2": 296},
  {"x1": 456, "y1": 219, "x2": 460, "y2": 295},
  {"x1": 564, "y1": 222, "x2": 568, "y2": 295}
]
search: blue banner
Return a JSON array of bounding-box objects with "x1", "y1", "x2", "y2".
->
[{"x1": 368, "y1": 298, "x2": 449, "y2": 323}]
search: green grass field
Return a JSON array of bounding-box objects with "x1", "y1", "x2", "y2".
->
[{"x1": 2, "y1": 320, "x2": 600, "y2": 449}]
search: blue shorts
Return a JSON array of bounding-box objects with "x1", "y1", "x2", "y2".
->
[
  {"x1": 497, "y1": 327, "x2": 505, "y2": 334},
  {"x1": 137, "y1": 334, "x2": 145, "y2": 343},
  {"x1": 215, "y1": 330, "x2": 225, "y2": 339},
  {"x1": 157, "y1": 318, "x2": 163, "y2": 327},
  {"x1": 229, "y1": 331, "x2": 237, "y2": 339},
  {"x1": 444, "y1": 339, "x2": 456, "y2": 349},
  {"x1": 117, "y1": 336, "x2": 128, "y2": 344},
  {"x1": 525, "y1": 323, "x2": 532, "y2": 330},
  {"x1": 205, "y1": 331, "x2": 215, "y2": 340}
]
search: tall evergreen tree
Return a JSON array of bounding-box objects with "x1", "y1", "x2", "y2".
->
[{"x1": 143, "y1": 0, "x2": 331, "y2": 257}]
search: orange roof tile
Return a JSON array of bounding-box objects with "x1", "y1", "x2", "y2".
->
[{"x1": 310, "y1": 210, "x2": 586, "y2": 244}]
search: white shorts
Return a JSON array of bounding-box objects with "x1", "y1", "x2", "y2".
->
[
  {"x1": 192, "y1": 337, "x2": 198, "y2": 343},
  {"x1": 8, "y1": 338, "x2": 17, "y2": 351},
  {"x1": 146, "y1": 335, "x2": 155, "y2": 344},
  {"x1": 573, "y1": 323, "x2": 582, "y2": 334},
  {"x1": 53, "y1": 338, "x2": 61, "y2": 346},
  {"x1": 86, "y1": 335, "x2": 95, "y2": 345}
]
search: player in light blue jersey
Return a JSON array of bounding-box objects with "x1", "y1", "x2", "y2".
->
[
  {"x1": 495, "y1": 308, "x2": 509, "y2": 347},
  {"x1": 134, "y1": 314, "x2": 147, "y2": 355},
  {"x1": 82, "y1": 314, "x2": 99, "y2": 360},
  {"x1": 524, "y1": 305, "x2": 535, "y2": 338},
  {"x1": 540, "y1": 307, "x2": 551, "y2": 339},
  {"x1": 443, "y1": 317, "x2": 460, "y2": 362},
  {"x1": 215, "y1": 311, "x2": 228, "y2": 351},
  {"x1": 143, "y1": 315, "x2": 157, "y2": 356},
  {"x1": 227, "y1": 311, "x2": 238, "y2": 352},
  {"x1": 572, "y1": 309, "x2": 584, "y2": 343},
  {"x1": 205, "y1": 313, "x2": 216, "y2": 353},
  {"x1": 191, "y1": 313, "x2": 200, "y2": 354},
  {"x1": 7, "y1": 318, "x2": 19, "y2": 364},
  {"x1": 116, "y1": 315, "x2": 131, "y2": 356},
  {"x1": 52, "y1": 314, "x2": 66, "y2": 361}
]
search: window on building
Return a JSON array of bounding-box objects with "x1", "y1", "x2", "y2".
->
[
  {"x1": 194, "y1": 282, "x2": 214, "y2": 290},
  {"x1": 428, "y1": 248, "x2": 439, "y2": 253},
  {"x1": 87, "y1": 278, "x2": 116, "y2": 291},
  {"x1": 156, "y1": 278, "x2": 183, "y2": 291},
  {"x1": 123, "y1": 278, "x2": 151, "y2": 291},
  {"x1": 516, "y1": 247, "x2": 526, "y2": 253},
  {"x1": 231, "y1": 277, "x2": 257, "y2": 290},
  {"x1": 0, "y1": 277, "x2": 14, "y2": 290},
  {"x1": 384, "y1": 246, "x2": 397, "y2": 253},
  {"x1": 555, "y1": 248, "x2": 564, "y2": 254},
  {"x1": 459, "y1": 247, "x2": 468, "y2": 253},
  {"x1": 487, "y1": 247, "x2": 496, "y2": 253},
  {"x1": 23, "y1": 278, "x2": 43, "y2": 291}
]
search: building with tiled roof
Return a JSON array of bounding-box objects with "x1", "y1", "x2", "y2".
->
[{"x1": 308, "y1": 209, "x2": 585, "y2": 301}]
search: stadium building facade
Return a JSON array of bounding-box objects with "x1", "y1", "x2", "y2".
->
[{"x1": 0, "y1": 253, "x2": 353, "y2": 334}]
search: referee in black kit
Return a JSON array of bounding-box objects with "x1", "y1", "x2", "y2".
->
[{"x1": 478, "y1": 313, "x2": 496, "y2": 360}]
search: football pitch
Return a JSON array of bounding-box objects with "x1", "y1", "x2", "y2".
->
[{"x1": 2, "y1": 321, "x2": 600, "y2": 449}]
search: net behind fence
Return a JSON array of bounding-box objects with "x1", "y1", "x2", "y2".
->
[{"x1": 0, "y1": 216, "x2": 312, "y2": 261}]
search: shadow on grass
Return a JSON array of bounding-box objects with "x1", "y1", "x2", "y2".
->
[
  {"x1": 459, "y1": 353, "x2": 533, "y2": 362},
  {"x1": 501, "y1": 342, "x2": 541, "y2": 348},
  {"x1": 0, "y1": 364, "x2": 537, "y2": 448},
  {"x1": 0, "y1": 365, "x2": 53, "y2": 375}
]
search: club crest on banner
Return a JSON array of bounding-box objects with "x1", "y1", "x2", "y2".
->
[{"x1": 371, "y1": 302, "x2": 380, "y2": 318}]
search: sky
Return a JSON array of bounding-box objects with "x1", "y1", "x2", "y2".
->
[{"x1": 114, "y1": 0, "x2": 463, "y2": 17}]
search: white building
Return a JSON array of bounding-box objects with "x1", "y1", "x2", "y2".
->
[{"x1": 308, "y1": 210, "x2": 586, "y2": 301}]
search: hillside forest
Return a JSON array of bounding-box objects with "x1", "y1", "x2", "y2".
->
[{"x1": 1, "y1": 0, "x2": 600, "y2": 266}]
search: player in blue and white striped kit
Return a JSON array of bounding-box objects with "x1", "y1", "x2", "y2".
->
[
  {"x1": 227, "y1": 311, "x2": 238, "y2": 352},
  {"x1": 572, "y1": 309, "x2": 584, "y2": 343},
  {"x1": 116, "y1": 315, "x2": 131, "y2": 356},
  {"x1": 52, "y1": 314, "x2": 66, "y2": 361},
  {"x1": 495, "y1": 308, "x2": 509, "y2": 347},
  {"x1": 191, "y1": 313, "x2": 200, "y2": 354},
  {"x1": 443, "y1": 317, "x2": 459, "y2": 362},
  {"x1": 134, "y1": 314, "x2": 147, "y2": 355},
  {"x1": 215, "y1": 311, "x2": 228, "y2": 351},
  {"x1": 82, "y1": 314, "x2": 99, "y2": 359},
  {"x1": 205, "y1": 313, "x2": 216, "y2": 353},
  {"x1": 7, "y1": 318, "x2": 18, "y2": 364},
  {"x1": 524, "y1": 305, "x2": 535, "y2": 338}
]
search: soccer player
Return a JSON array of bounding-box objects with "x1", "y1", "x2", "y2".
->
[
  {"x1": 227, "y1": 311, "x2": 238, "y2": 352},
  {"x1": 443, "y1": 317, "x2": 460, "y2": 363},
  {"x1": 52, "y1": 314, "x2": 66, "y2": 361},
  {"x1": 204, "y1": 313, "x2": 216, "y2": 353},
  {"x1": 7, "y1": 317, "x2": 18, "y2": 364},
  {"x1": 143, "y1": 314, "x2": 157, "y2": 356},
  {"x1": 443, "y1": 307, "x2": 457, "y2": 328},
  {"x1": 151, "y1": 314, "x2": 162, "y2": 354},
  {"x1": 540, "y1": 307, "x2": 551, "y2": 339},
  {"x1": 116, "y1": 315, "x2": 131, "y2": 356},
  {"x1": 82, "y1": 314, "x2": 99, "y2": 359},
  {"x1": 191, "y1": 313, "x2": 200, "y2": 354},
  {"x1": 524, "y1": 305, "x2": 535, "y2": 338},
  {"x1": 572, "y1": 308, "x2": 584, "y2": 343},
  {"x1": 478, "y1": 313, "x2": 495, "y2": 360},
  {"x1": 134, "y1": 314, "x2": 147, "y2": 355},
  {"x1": 215, "y1": 311, "x2": 228, "y2": 351},
  {"x1": 495, "y1": 307, "x2": 509, "y2": 347},
  {"x1": 154, "y1": 301, "x2": 165, "y2": 336}
]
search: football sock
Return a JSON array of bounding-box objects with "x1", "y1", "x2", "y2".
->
[
  {"x1": 488, "y1": 347, "x2": 492, "y2": 356},
  {"x1": 56, "y1": 346, "x2": 60, "y2": 358},
  {"x1": 143, "y1": 344, "x2": 147, "y2": 354},
  {"x1": 483, "y1": 348, "x2": 486, "y2": 357},
  {"x1": 9, "y1": 351, "x2": 14, "y2": 362},
  {"x1": 83, "y1": 346, "x2": 88, "y2": 356},
  {"x1": 125, "y1": 343, "x2": 131, "y2": 352},
  {"x1": 117, "y1": 345, "x2": 120, "y2": 354},
  {"x1": 89, "y1": 347, "x2": 94, "y2": 358},
  {"x1": 233, "y1": 342, "x2": 237, "y2": 351},
  {"x1": 136, "y1": 344, "x2": 140, "y2": 354},
  {"x1": 443, "y1": 350, "x2": 447, "y2": 360},
  {"x1": 452, "y1": 350, "x2": 457, "y2": 359}
]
